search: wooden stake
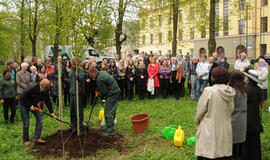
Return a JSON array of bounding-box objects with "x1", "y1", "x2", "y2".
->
[
  {"x1": 75, "y1": 62, "x2": 80, "y2": 136},
  {"x1": 58, "y1": 61, "x2": 63, "y2": 131}
]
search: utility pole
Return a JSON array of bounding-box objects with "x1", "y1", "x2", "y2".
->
[{"x1": 246, "y1": 5, "x2": 248, "y2": 57}]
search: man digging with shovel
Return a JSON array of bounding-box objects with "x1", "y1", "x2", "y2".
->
[
  {"x1": 88, "y1": 67, "x2": 120, "y2": 136},
  {"x1": 19, "y1": 79, "x2": 57, "y2": 146}
]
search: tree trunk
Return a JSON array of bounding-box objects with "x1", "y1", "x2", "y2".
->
[
  {"x1": 208, "y1": 0, "x2": 216, "y2": 57},
  {"x1": 20, "y1": 0, "x2": 25, "y2": 62},
  {"x1": 32, "y1": 37, "x2": 37, "y2": 57},
  {"x1": 172, "y1": 0, "x2": 179, "y2": 57},
  {"x1": 32, "y1": 0, "x2": 38, "y2": 57},
  {"x1": 53, "y1": 2, "x2": 62, "y2": 62},
  {"x1": 114, "y1": 0, "x2": 127, "y2": 59}
]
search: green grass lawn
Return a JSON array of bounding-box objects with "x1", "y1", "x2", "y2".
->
[{"x1": 0, "y1": 71, "x2": 270, "y2": 159}]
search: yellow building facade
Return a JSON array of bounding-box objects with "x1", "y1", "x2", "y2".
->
[{"x1": 138, "y1": 0, "x2": 270, "y2": 63}]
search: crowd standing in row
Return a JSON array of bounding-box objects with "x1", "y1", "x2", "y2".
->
[{"x1": 0, "y1": 51, "x2": 269, "y2": 160}]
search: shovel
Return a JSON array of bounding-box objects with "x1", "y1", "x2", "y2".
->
[{"x1": 32, "y1": 107, "x2": 71, "y2": 126}]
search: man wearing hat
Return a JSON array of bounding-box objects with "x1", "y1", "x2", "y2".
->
[
  {"x1": 234, "y1": 52, "x2": 250, "y2": 72},
  {"x1": 243, "y1": 69, "x2": 262, "y2": 160}
]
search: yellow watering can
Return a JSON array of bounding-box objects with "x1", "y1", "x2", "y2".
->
[
  {"x1": 99, "y1": 108, "x2": 104, "y2": 121},
  {"x1": 174, "y1": 125, "x2": 184, "y2": 147}
]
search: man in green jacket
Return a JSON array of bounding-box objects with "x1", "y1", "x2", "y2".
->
[
  {"x1": 69, "y1": 57, "x2": 86, "y2": 131},
  {"x1": 88, "y1": 67, "x2": 120, "y2": 136},
  {"x1": 0, "y1": 68, "x2": 18, "y2": 124}
]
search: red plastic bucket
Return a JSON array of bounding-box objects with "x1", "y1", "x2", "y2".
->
[{"x1": 130, "y1": 113, "x2": 150, "y2": 134}]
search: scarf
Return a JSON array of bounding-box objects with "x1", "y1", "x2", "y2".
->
[{"x1": 4, "y1": 76, "x2": 11, "y2": 80}]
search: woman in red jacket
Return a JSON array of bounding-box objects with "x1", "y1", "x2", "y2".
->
[{"x1": 147, "y1": 56, "x2": 160, "y2": 98}]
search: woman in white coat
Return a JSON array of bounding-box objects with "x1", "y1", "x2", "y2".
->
[
  {"x1": 195, "y1": 66, "x2": 235, "y2": 160},
  {"x1": 256, "y1": 58, "x2": 268, "y2": 109}
]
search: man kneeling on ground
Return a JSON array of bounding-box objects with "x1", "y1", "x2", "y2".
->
[
  {"x1": 19, "y1": 79, "x2": 57, "y2": 146},
  {"x1": 88, "y1": 67, "x2": 120, "y2": 136}
]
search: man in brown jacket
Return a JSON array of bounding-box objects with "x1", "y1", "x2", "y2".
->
[{"x1": 16, "y1": 63, "x2": 32, "y2": 96}]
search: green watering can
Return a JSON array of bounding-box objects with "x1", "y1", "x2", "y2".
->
[
  {"x1": 186, "y1": 136, "x2": 197, "y2": 146},
  {"x1": 157, "y1": 125, "x2": 177, "y2": 140}
]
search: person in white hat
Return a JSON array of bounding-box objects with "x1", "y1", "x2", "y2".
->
[
  {"x1": 243, "y1": 69, "x2": 263, "y2": 160},
  {"x1": 234, "y1": 52, "x2": 250, "y2": 72}
]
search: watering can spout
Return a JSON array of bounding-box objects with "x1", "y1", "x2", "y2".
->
[{"x1": 157, "y1": 127, "x2": 164, "y2": 135}]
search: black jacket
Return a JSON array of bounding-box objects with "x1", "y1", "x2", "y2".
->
[
  {"x1": 125, "y1": 66, "x2": 136, "y2": 81},
  {"x1": 19, "y1": 83, "x2": 54, "y2": 114},
  {"x1": 108, "y1": 66, "x2": 118, "y2": 80},
  {"x1": 245, "y1": 82, "x2": 262, "y2": 133},
  {"x1": 135, "y1": 67, "x2": 148, "y2": 82}
]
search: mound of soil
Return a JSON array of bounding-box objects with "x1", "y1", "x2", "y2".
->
[{"x1": 33, "y1": 129, "x2": 124, "y2": 159}]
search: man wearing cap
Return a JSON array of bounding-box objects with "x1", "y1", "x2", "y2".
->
[
  {"x1": 243, "y1": 69, "x2": 262, "y2": 159},
  {"x1": 19, "y1": 79, "x2": 57, "y2": 146},
  {"x1": 88, "y1": 67, "x2": 120, "y2": 136},
  {"x1": 234, "y1": 52, "x2": 250, "y2": 72}
]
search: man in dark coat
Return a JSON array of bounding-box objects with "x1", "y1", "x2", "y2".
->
[
  {"x1": 243, "y1": 69, "x2": 263, "y2": 160},
  {"x1": 69, "y1": 57, "x2": 85, "y2": 130},
  {"x1": 19, "y1": 79, "x2": 57, "y2": 146},
  {"x1": 88, "y1": 67, "x2": 120, "y2": 136}
]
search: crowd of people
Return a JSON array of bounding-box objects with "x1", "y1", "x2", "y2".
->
[{"x1": 0, "y1": 51, "x2": 269, "y2": 159}]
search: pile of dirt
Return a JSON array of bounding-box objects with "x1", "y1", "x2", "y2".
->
[{"x1": 33, "y1": 129, "x2": 124, "y2": 159}]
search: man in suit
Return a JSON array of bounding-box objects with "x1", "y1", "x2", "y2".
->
[{"x1": 19, "y1": 79, "x2": 57, "y2": 146}]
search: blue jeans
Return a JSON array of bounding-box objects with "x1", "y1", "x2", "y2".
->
[
  {"x1": 20, "y1": 104, "x2": 43, "y2": 142},
  {"x1": 195, "y1": 79, "x2": 208, "y2": 101}
]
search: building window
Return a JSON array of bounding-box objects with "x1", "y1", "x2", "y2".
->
[
  {"x1": 178, "y1": 49, "x2": 182, "y2": 54},
  {"x1": 179, "y1": 29, "x2": 183, "y2": 41},
  {"x1": 236, "y1": 45, "x2": 247, "y2": 59},
  {"x1": 239, "y1": 0, "x2": 245, "y2": 10},
  {"x1": 261, "y1": 17, "x2": 268, "y2": 33},
  {"x1": 158, "y1": 15, "x2": 162, "y2": 27},
  {"x1": 201, "y1": 26, "x2": 206, "y2": 38},
  {"x1": 179, "y1": 10, "x2": 183, "y2": 23},
  {"x1": 163, "y1": 0, "x2": 167, "y2": 6},
  {"x1": 150, "y1": 17, "x2": 154, "y2": 26},
  {"x1": 190, "y1": 27, "x2": 195, "y2": 40},
  {"x1": 150, "y1": 3, "x2": 153, "y2": 10},
  {"x1": 168, "y1": 14, "x2": 172, "y2": 25},
  {"x1": 262, "y1": 0, "x2": 268, "y2": 6},
  {"x1": 199, "y1": 48, "x2": 206, "y2": 57},
  {"x1": 223, "y1": 0, "x2": 229, "y2": 36},
  {"x1": 168, "y1": 31, "x2": 172, "y2": 42},
  {"x1": 216, "y1": 46, "x2": 225, "y2": 57},
  {"x1": 215, "y1": 1, "x2": 219, "y2": 37},
  {"x1": 150, "y1": 34, "x2": 153, "y2": 44},
  {"x1": 190, "y1": 48, "x2": 194, "y2": 56},
  {"x1": 142, "y1": 35, "x2": 145, "y2": 45},
  {"x1": 260, "y1": 44, "x2": 267, "y2": 55},
  {"x1": 238, "y1": 19, "x2": 245, "y2": 34},
  {"x1": 159, "y1": 32, "x2": 162, "y2": 43},
  {"x1": 154, "y1": 1, "x2": 158, "y2": 9}
]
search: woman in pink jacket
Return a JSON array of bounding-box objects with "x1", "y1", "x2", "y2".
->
[{"x1": 147, "y1": 56, "x2": 160, "y2": 98}]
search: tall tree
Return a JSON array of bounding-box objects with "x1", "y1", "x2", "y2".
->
[
  {"x1": 114, "y1": 0, "x2": 128, "y2": 58},
  {"x1": 52, "y1": 0, "x2": 63, "y2": 62},
  {"x1": 171, "y1": 0, "x2": 179, "y2": 57},
  {"x1": 208, "y1": 0, "x2": 217, "y2": 57},
  {"x1": 79, "y1": 0, "x2": 113, "y2": 51},
  {"x1": 25, "y1": 0, "x2": 45, "y2": 57},
  {"x1": 111, "y1": 0, "x2": 141, "y2": 58},
  {"x1": 20, "y1": 0, "x2": 26, "y2": 61}
]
